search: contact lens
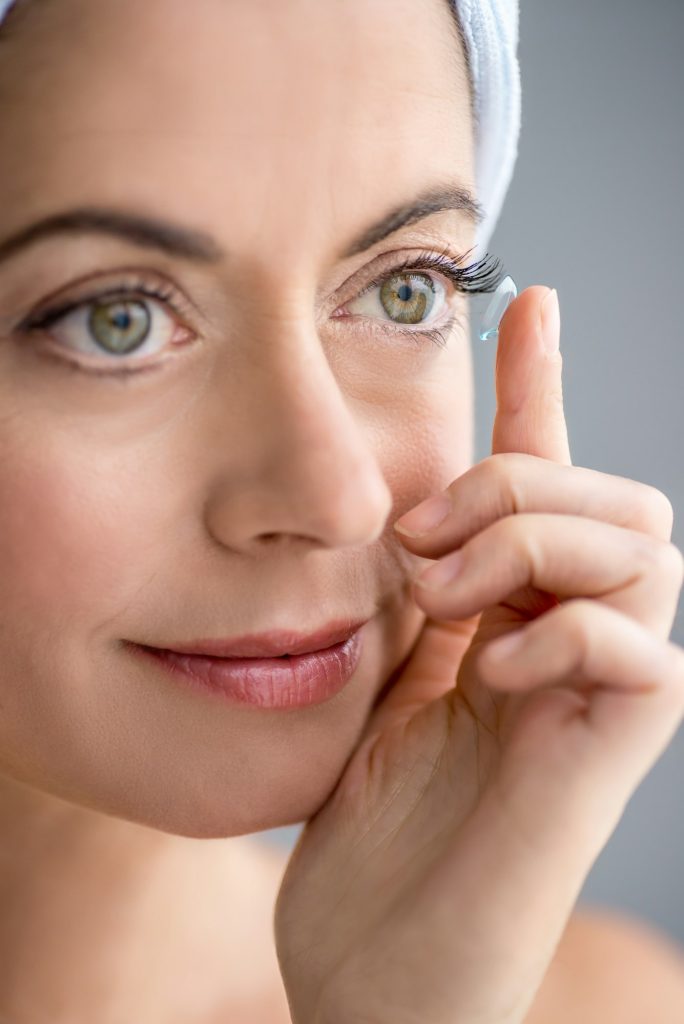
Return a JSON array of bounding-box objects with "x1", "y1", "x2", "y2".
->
[{"x1": 479, "y1": 275, "x2": 518, "y2": 341}]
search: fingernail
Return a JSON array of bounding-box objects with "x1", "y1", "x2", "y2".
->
[
  {"x1": 415, "y1": 550, "x2": 464, "y2": 590},
  {"x1": 394, "y1": 493, "x2": 452, "y2": 538},
  {"x1": 540, "y1": 288, "x2": 560, "y2": 354}
]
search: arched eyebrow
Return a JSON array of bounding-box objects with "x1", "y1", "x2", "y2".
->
[
  {"x1": 340, "y1": 183, "x2": 483, "y2": 258},
  {"x1": 0, "y1": 208, "x2": 224, "y2": 265},
  {"x1": 0, "y1": 183, "x2": 483, "y2": 267}
]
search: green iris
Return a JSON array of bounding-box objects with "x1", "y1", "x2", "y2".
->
[
  {"x1": 379, "y1": 273, "x2": 436, "y2": 325},
  {"x1": 88, "y1": 300, "x2": 151, "y2": 354}
]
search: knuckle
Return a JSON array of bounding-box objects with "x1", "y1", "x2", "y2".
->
[
  {"x1": 481, "y1": 452, "x2": 527, "y2": 474},
  {"x1": 479, "y1": 453, "x2": 527, "y2": 505},
  {"x1": 665, "y1": 542, "x2": 684, "y2": 585},
  {"x1": 502, "y1": 465, "x2": 528, "y2": 519},
  {"x1": 635, "y1": 485, "x2": 675, "y2": 540},
  {"x1": 469, "y1": 454, "x2": 531, "y2": 524},
  {"x1": 492, "y1": 513, "x2": 547, "y2": 581},
  {"x1": 634, "y1": 536, "x2": 684, "y2": 584},
  {"x1": 471, "y1": 454, "x2": 502, "y2": 495},
  {"x1": 557, "y1": 599, "x2": 597, "y2": 661},
  {"x1": 647, "y1": 536, "x2": 684, "y2": 585}
]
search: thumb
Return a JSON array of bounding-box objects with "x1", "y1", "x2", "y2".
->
[
  {"x1": 491, "y1": 285, "x2": 572, "y2": 466},
  {"x1": 358, "y1": 614, "x2": 481, "y2": 744}
]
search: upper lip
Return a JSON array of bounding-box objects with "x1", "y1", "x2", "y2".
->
[{"x1": 150, "y1": 617, "x2": 369, "y2": 659}]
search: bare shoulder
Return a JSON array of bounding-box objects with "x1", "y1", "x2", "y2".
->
[{"x1": 526, "y1": 905, "x2": 684, "y2": 1024}]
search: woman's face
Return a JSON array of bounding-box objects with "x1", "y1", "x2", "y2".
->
[{"x1": 0, "y1": 0, "x2": 478, "y2": 837}]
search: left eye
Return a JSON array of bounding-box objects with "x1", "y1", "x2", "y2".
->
[
  {"x1": 40, "y1": 295, "x2": 188, "y2": 360},
  {"x1": 345, "y1": 272, "x2": 447, "y2": 327}
]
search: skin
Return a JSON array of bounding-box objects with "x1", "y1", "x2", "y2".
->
[
  {"x1": 0, "y1": 0, "x2": 473, "y2": 1017},
  {"x1": 274, "y1": 285, "x2": 684, "y2": 1023},
  {"x1": 0, "y1": 0, "x2": 682, "y2": 1021},
  {"x1": 0, "y1": 0, "x2": 472, "y2": 837}
]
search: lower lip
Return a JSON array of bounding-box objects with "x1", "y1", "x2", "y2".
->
[{"x1": 132, "y1": 627, "x2": 365, "y2": 710}]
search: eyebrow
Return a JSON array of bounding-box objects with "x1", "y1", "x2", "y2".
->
[
  {"x1": 340, "y1": 183, "x2": 483, "y2": 257},
  {"x1": 0, "y1": 183, "x2": 483, "y2": 268},
  {"x1": 0, "y1": 208, "x2": 224, "y2": 266}
]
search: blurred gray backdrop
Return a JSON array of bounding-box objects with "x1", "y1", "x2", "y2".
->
[{"x1": 257, "y1": 0, "x2": 684, "y2": 948}]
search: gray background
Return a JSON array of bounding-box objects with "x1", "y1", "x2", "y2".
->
[{"x1": 257, "y1": 0, "x2": 684, "y2": 949}]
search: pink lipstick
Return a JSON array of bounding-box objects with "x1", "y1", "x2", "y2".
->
[{"x1": 129, "y1": 618, "x2": 368, "y2": 709}]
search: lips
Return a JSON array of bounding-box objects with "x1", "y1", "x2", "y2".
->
[
  {"x1": 134, "y1": 624, "x2": 367, "y2": 709},
  {"x1": 150, "y1": 617, "x2": 370, "y2": 659}
]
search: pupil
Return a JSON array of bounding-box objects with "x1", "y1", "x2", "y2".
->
[
  {"x1": 397, "y1": 284, "x2": 412, "y2": 302},
  {"x1": 89, "y1": 299, "x2": 151, "y2": 354}
]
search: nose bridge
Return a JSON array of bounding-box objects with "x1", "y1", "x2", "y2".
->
[
  {"x1": 267, "y1": 339, "x2": 363, "y2": 473},
  {"x1": 208, "y1": 316, "x2": 394, "y2": 548}
]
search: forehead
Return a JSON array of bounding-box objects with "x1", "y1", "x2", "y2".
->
[{"x1": 0, "y1": 0, "x2": 475, "y2": 258}]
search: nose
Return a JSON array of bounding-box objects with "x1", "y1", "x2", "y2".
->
[{"x1": 203, "y1": 323, "x2": 394, "y2": 551}]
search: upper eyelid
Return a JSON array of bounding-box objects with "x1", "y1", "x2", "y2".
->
[
  {"x1": 354, "y1": 262, "x2": 454, "y2": 300},
  {"x1": 331, "y1": 246, "x2": 468, "y2": 298},
  {"x1": 19, "y1": 269, "x2": 207, "y2": 332},
  {"x1": 334, "y1": 253, "x2": 471, "y2": 324},
  {"x1": 30, "y1": 287, "x2": 178, "y2": 325}
]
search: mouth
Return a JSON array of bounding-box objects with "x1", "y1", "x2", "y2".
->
[
  {"x1": 139, "y1": 617, "x2": 371, "y2": 660},
  {"x1": 128, "y1": 618, "x2": 371, "y2": 710}
]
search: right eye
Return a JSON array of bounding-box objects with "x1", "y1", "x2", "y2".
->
[{"x1": 26, "y1": 290, "x2": 195, "y2": 366}]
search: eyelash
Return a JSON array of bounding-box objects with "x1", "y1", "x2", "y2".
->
[
  {"x1": 351, "y1": 246, "x2": 504, "y2": 349},
  {"x1": 20, "y1": 276, "x2": 196, "y2": 378},
  {"x1": 18, "y1": 246, "x2": 505, "y2": 377}
]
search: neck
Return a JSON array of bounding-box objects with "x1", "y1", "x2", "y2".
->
[{"x1": 0, "y1": 775, "x2": 289, "y2": 1023}]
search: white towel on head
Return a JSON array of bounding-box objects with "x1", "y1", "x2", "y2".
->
[
  {"x1": 451, "y1": 0, "x2": 521, "y2": 253},
  {"x1": 0, "y1": 0, "x2": 521, "y2": 252}
]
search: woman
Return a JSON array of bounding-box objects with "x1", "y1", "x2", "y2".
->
[{"x1": 0, "y1": 0, "x2": 682, "y2": 1020}]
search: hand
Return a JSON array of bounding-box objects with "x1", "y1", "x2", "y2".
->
[{"x1": 273, "y1": 286, "x2": 684, "y2": 1024}]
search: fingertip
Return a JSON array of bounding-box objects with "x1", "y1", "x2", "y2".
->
[
  {"x1": 496, "y1": 285, "x2": 559, "y2": 367},
  {"x1": 493, "y1": 287, "x2": 546, "y2": 411},
  {"x1": 501, "y1": 285, "x2": 551, "y2": 334}
]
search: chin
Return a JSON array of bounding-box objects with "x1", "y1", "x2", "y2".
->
[
  {"x1": 0, "y1": 610, "x2": 406, "y2": 839},
  {"x1": 110, "y1": 774, "x2": 350, "y2": 840},
  {"x1": 62, "y1": 740, "x2": 363, "y2": 840}
]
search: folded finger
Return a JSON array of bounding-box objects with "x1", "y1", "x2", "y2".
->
[
  {"x1": 413, "y1": 513, "x2": 684, "y2": 639},
  {"x1": 478, "y1": 598, "x2": 684, "y2": 780},
  {"x1": 394, "y1": 453, "x2": 675, "y2": 553}
]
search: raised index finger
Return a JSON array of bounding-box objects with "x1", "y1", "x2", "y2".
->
[{"x1": 491, "y1": 285, "x2": 572, "y2": 466}]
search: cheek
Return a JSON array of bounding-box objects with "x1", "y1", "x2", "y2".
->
[
  {"x1": 0, "y1": 353, "x2": 474, "y2": 835},
  {"x1": 381, "y1": 350, "x2": 474, "y2": 505},
  {"x1": 0, "y1": 348, "x2": 472, "y2": 637},
  {"x1": 0, "y1": 435, "x2": 152, "y2": 636}
]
